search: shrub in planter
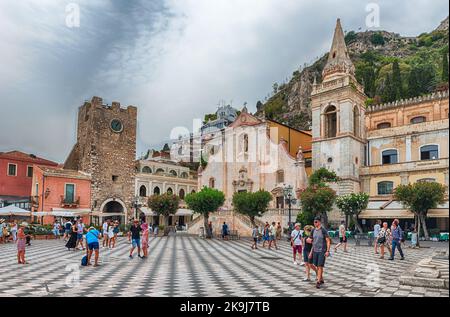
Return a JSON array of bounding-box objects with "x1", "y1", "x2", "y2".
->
[{"x1": 429, "y1": 228, "x2": 440, "y2": 238}]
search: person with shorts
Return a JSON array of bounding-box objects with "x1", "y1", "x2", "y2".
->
[
  {"x1": 291, "y1": 223, "x2": 303, "y2": 265},
  {"x1": 222, "y1": 222, "x2": 229, "y2": 240},
  {"x1": 302, "y1": 225, "x2": 316, "y2": 281},
  {"x1": 334, "y1": 220, "x2": 348, "y2": 253},
  {"x1": 268, "y1": 222, "x2": 278, "y2": 250},
  {"x1": 76, "y1": 219, "x2": 86, "y2": 250},
  {"x1": 86, "y1": 226, "x2": 101, "y2": 267},
  {"x1": 307, "y1": 217, "x2": 331, "y2": 289},
  {"x1": 128, "y1": 219, "x2": 142, "y2": 259},
  {"x1": 251, "y1": 225, "x2": 258, "y2": 250}
]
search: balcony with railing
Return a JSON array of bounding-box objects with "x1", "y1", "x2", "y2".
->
[
  {"x1": 361, "y1": 158, "x2": 449, "y2": 176},
  {"x1": 60, "y1": 196, "x2": 80, "y2": 208}
]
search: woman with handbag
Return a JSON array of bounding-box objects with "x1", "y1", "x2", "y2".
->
[{"x1": 377, "y1": 222, "x2": 392, "y2": 259}]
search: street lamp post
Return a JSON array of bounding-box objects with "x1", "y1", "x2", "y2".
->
[
  {"x1": 283, "y1": 184, "x2": 297, "y2": 234},
  {"x1": 133, "y1": 196, "x2": 141, "y2": 221}
]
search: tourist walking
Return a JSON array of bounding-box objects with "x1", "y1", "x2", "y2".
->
[
  {"x1": 110, "y1": 220, "x2": 119, "y2": 248},
  {"x1": 76, "y1": 219, "x2": 86, "y2": 250},
  {"x1": 291, "y1": 223, "x2": 303, "y2": 265},
  {"x1": 86, "y1": 226, "x2": 101, "y2": 266},
  {"x1": 208, "y1": 221, "x2": 213, "y2": 238},
  {"x1": 307, "y1": 217, "x2": 331, "y2": 289},
  {"x1": 128, "y1": 219, "x2": 142, "y2": 259},
  {"x1": 276, "y1": 222, "x2": 282, "y2": 240},
  {"x1": 154, "y1": 225, "x2": 159, "y2": 237},
  {"x1": 389, "y1": 220, "x2": 405, "y2": 260},
  {"x1": 410, "y1": 228, "x2": 418, "y2": 248},
  {"x1": 141, "y1": 222, "x2": 149, "y2": 258},
  {"x1": 262, "y1": 222, "x2": 269, "y2": 248},
  {"x1": 377, "y1": 222, "x2": 392, "y2": 259},
  {"x1": 302, "y1": 225, "x2": 316, "y2": 281},
  {"x1": 17, "y1": 222, "x2": 28, "y2": 264},
  {"x1": 268, "y1": 222, "x2": 278, "y2": 250},
  {"x1": 63, "y1": 219, "x2": 72, "y2": 241},
  {"x1": 222, "y1": 222, "x2": 229, "y2": 240},
  {"x1": 10, "y1": 220, "x2": 18, "y2": 243},
  {"x1": 107, "y1": 222, "x2": 115, "y2": 249},
  {"x1": 102, "y1": 219, "x2": 110, "y2": 248},
  {"x1": 65, "y1": 221, "x2": 78, "y2": 251},
  {"x1": 251, "y1": 225, "x2": 258, "y2": 250},
  {"x1": 334, "y1": 221, "x2": 348, "y2": 253},
  {"x1": 53, "y1": 220, "x2": 61, "y2": 239},
  {"x1": 373, "y1": 220, "x2": 381, "y2": 254}
]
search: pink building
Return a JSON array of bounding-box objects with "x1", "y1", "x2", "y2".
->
[{"x1": 31, "y1": 166, "x2": 91, "y2": 224}]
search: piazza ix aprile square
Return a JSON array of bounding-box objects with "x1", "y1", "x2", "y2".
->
[{"x1": 0, "y1": 0, "x2": 448, "y2": 304}]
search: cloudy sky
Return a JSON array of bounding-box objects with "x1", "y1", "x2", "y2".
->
[{"x1": 0, "y1": 0, "x2": 448, "y2": 162}]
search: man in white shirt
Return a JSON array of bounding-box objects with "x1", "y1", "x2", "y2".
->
[
  {"x1": 334, "y1": 221, "x2": 348, "y2": 253},
  {"x1": 291, "y1": 223, "x2": 303, "y2": 265},
  {"x1": 268, "y1": 222, "x2": 278, "y2": 250},
  {"x1": 102, "y1": 219, "x2": 110, "y2": 248}
]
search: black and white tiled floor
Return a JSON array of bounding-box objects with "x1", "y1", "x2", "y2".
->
[{"x1": 0, "y1": 236, "x2": 448, "y2": 297}]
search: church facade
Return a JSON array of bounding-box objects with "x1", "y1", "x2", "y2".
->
[{"x1": 311, "y1": 19, "x2": 449, "y2": 229}]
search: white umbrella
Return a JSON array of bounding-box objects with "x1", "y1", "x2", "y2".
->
[{"x1": 0, "y1": 205, "x2": 31, "y2": 216}]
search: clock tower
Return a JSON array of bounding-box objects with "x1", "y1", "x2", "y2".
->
[{"x1": 65, "y1": 96, "x2": 137, "y2": 221}]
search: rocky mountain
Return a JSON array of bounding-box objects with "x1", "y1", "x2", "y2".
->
[{"x1": 256, "y1": 16, "x2": 449, "y2": 131}]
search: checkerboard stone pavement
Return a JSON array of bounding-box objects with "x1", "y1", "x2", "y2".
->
[{"x1": 0, "y1": 236, "x2": 448, "y2": 297}]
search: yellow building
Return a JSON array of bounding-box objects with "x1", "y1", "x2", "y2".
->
[
  {"x1": 360, "y1": 91, "x2": 449, "y2": 230},
  {"x1": 267, "y1": 119, "x2": 312, "y2": 175}
]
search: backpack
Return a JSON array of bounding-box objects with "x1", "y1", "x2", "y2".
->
[{"x1": 81, "y1": 255, "x2": 88, "y2": 267}]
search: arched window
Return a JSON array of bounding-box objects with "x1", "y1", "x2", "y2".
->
[
  {"x1": 377, "y1": 181, "x2": 394, "y2": 195},
  {"x1": 411, "y1": 116, "x2": 426, "y2": 124},
  {"x1": 353, "y1": 106, "x2": 360, "y2": 137},
  {"x1": 209, "y1": 178, "x2": 215, "y2": 188},
  {"x1": 139, "y1": 185, "x2": 147, "y2": 197},
  {"x1": 179, "y1": 189, "x2": 185, "y2": 200},
  {"x1": 382, "y1": 149, "x2": 398, "y2": 165},
  {"x1": 191, "y1": 189, "x2": 196, "y2": 194},
  {"x1": 169, "y1": 170, "x2": 177, "y2": 177},
  {"x1": 377, "y1": 122, "x2": 391, "y2": 129},
  {"x1": 180, "y1": 172, "x2": 189, "y2": 179},
  {"x1": 167, "y1": 187, "x2": 173, "y2": 195},
  {"x1": 420, "y1": 145, "x2": 439, "y2": 160},
  {"x1": 324, "y1": 105, "x2": 337, "y2": 138},
  {"x1": 153, "y1": 186, "x2": 160, "y2": 195},
  {"x1": 276, "y1": 170, "x2": 285, "y2": 183},
  {"x1": 142, "y1": 166, "x2": 152, "y2": 174},
  {"x1": 155, "y1": 168, "x2": 165, "y2": 175}
]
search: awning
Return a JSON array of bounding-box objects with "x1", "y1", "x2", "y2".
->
[
  {"x1": 175, "y1": 209, "x2": 194, "y2": 216},
  {"x1": 33, "y1": 209, "x2": 91, "y2": 217},
  {"x1": 0, "y1": 205, "x2": 31, "y2": 216},
  {"x1": 360, "y1": 200, "x2": 449, "y2": 219},
  {"x1": 139, "y1": 207, "x2": 155, "y2": 216}
]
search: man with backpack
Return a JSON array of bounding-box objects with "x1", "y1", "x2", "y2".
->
[
  {"x1": 291, "y1": 223, "x2": 303, "y2": 265},
  {"x1": 389, "y1": 219, "x2": 405, "y2": 261},
  {"x1": 307, "y1": 217, "x2": 331, "y2": 289}
]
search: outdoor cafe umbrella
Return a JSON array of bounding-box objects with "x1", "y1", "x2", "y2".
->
[{"x1": 0, "y1": 205, "x2": 32, "y2": 221}]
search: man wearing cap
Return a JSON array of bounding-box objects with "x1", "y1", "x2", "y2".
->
[
  {"x1": 307, "y1": 217, "x2": 331, "y2": 289},
  {"x1": 128, "y1": 219, "x2": 142, "y2": 259},
  {"x1": 291, "y1": 223, "x2": 303, "y2": 265},
  {"x1": 86, "y1": 226, "x2": 101, "y2": 267}
]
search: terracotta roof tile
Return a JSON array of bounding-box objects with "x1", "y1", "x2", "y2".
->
[{"x1": 0, "y1": 151, "x2": 58, "y2": 166}]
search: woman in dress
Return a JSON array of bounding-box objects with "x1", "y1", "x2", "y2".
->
[
  {"x1": 377, "y1": 222, "x2": 392, "y2": 259},
  {"x1": 108, "y1": 222, "x2": 115, "y2": 249},
  {"x1": 141, "y1": 222, "x2": 149, "y2": 258},
  {"x1": 17, "y1": 222, "x2": 27, "y2": 264},
  {"x1": 65, "y1": 221, "x2": 78, "y2": 251}
]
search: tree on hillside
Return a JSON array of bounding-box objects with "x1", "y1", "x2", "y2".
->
[
  {"x1": 185, "y1": 187, "x2": 225, "y2": 238},
  {"x1": 394, "y1": 182, "x2": 446, "y2": 241},
  {"x1": 336, "y1": 193, "x2": 369, "y2": 233},
  {"x1": 148, "y1": 193, "x2": 180, "y2": 234},
  {"x1": 232, "y1": 190, "x2": 272, "y2": 228},
  {"x1": 392, "y1": 60, "x2": 404, "y2": 100},
  {"x1": 442, "y1": 49, "x2": 449, "y2": 83}
]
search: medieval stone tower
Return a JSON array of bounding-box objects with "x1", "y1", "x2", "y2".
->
[
  {"x1": 311, "y1": 19, "x2": 367, "y2": 195},
  {"x1": 64, "y1": 96, "x2": 137, "y2": 220}
]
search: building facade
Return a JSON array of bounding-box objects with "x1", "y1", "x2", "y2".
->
[
  {"x1": 31, "y1": 166, "x2": 91, "y2": 224},
  {"x1": 64, "y1": 96, "x2": 137, "y2": 223},
  {"x1": 135, "y1": 155, "x2": 198, "y2": 226},
  {"x1": 0, "y1": 151, "x2": 58, "y2": 209},
  {"x1": 311, "y1": 19, "x2": 449, "y2": 230},
  {"x1": 198, "y1": 108, "x2": 308, "y2": 210}
]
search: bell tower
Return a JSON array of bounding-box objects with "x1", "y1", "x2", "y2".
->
[{"x1": 311, "y1": 19, "x2": 367, "y2": 195}]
